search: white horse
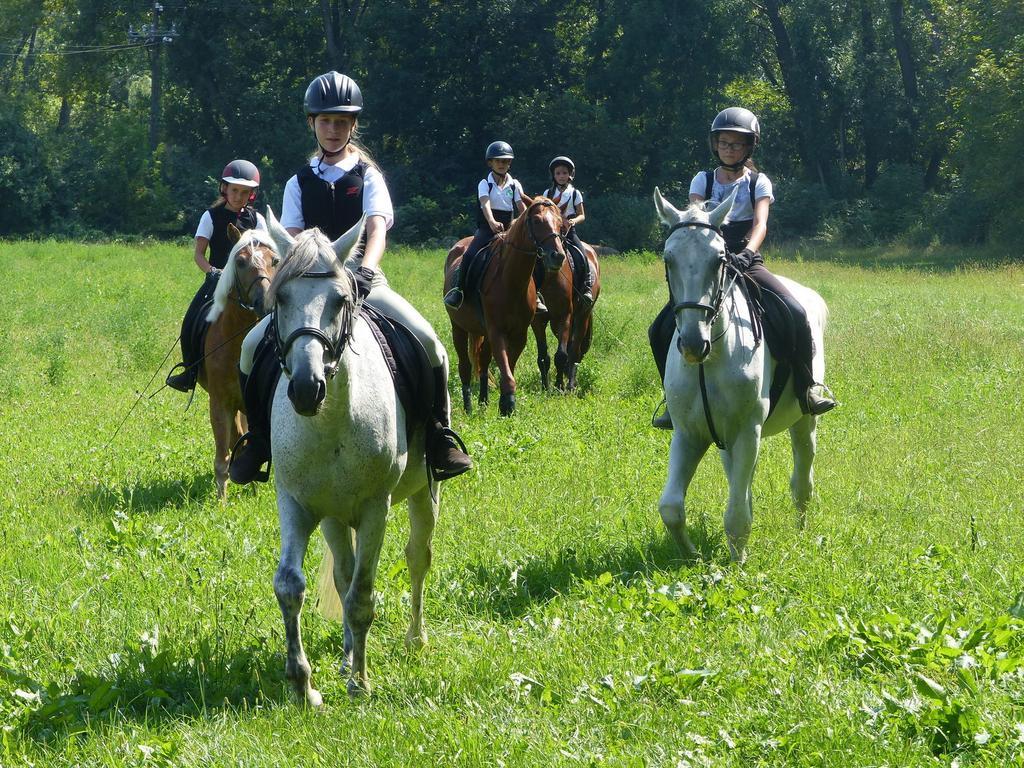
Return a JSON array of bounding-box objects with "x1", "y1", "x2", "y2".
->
[
  {"x1": 264, "y1": 211, "x2": 438, "y2": 703},
  {"x1": 653, "y1": 186, "x2": 826, "y2": 563}
]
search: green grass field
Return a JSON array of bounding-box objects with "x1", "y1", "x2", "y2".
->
[{"x1": 1, "y1": 239, "x2": 1022, "y2": 767}]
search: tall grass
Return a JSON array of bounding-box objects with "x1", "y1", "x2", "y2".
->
[{"x1": 0, "y1": 239, "x2": 1021, "y2": 766}]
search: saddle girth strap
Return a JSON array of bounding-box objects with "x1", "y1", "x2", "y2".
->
[{"x1": 699, "y1": 362, "x2": 726, "y2": 450}]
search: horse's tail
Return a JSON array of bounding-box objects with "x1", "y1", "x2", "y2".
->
[
  {"x1": 316, "y1": 548, "x2": 344, "y2": 621},
  {"x1": 469, "y1": 334, "x2": 484, "y2": 379}
]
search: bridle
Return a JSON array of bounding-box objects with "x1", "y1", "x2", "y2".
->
[
  {"x1": 664, "y1": 219, "x2": 742, "y2": 450},
  {"x1": 666, "y1": 220, "x2": 737, "y2": 344},
  {"x1": 507, "y1": 199, "x2": 565, "y2": 257},
  {"x1": 273, "y1": 269, "x2": 359, "y2": 381},
  {"x1": 231, "y1": 242, "x2": 275, "y2": 315}
]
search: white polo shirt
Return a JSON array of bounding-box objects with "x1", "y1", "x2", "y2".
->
[
  {"x1": 281, "y1": 155, "x2": 394, "y2": 231},
  {"x1": 478, "y1": 172, "x2": 524, "y2": 212}
]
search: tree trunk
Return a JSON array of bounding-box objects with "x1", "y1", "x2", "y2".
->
[
  {"x1": 321, "y1": 1, "x2": 370, "y2": 70},
  {"x1": 860, "y1": 0, "x2": 881, "y2": 187},
  {"x1": 760, "y1": 0, "x2": 834, "y2": 190}
]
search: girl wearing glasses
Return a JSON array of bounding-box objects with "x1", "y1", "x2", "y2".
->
[{"x1": 649, "y1": 107, "x2": 835, "y2": 428}]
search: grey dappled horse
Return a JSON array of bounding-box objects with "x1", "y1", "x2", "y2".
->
[
  {"x1": 264, "y1": 211, "x2": 438, "y2": 702},
  {"x1": 654, "y1": 187, "x2": 827, "y2": 563}
]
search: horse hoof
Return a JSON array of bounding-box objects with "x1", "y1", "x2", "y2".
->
[
  {"x1": 499, "y1": 393, "x2": 516, "y2": 416},
  {"x1": 405, "y1": 630, "x2": 428, "y2": 651},
  {"x1": 347, "y1": 677, "x2": 372, "y2": 698},
  {"x1": 304, "y1": 687, "x2": 323, "y2": 708}
]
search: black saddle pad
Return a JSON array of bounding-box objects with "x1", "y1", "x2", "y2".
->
[
  {"x1": 247, "y1": 308, "x2": 433, "y2": 436},
  {"x1": 465, "y1": 239, "x2": 497, "y2": 321},
  {"x1": 737, "y1": 276, "x2": 795, "y2": 417},
  {"x1": 186, "y1": 297, "x2": 216, "y2": 378},
  {"x1": 361, "y1": 304, "x2": 433, "y2": 431}
]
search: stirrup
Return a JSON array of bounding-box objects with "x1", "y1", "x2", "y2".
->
[
  {"x1": 535, "y1": 292, "x2": 548, "y2": 314},
  {"x1": 229, "y1": 431, "x2": 271, "y2": 484},
  {"x1": 805, "y1": 383, "x2": 838, "y2": 416},
  {"x1": 165, "y1": 363, "x2": 196, "y2": 393},
  {"x1": 443, "y1": 287, "x2": 464, "y2": 309},
  {"x1": 428, "y1": 427, "x2": 473, "y2": 482},
  {"x1": 651, "y1": 398, "x2": 673, "y2": 430}
]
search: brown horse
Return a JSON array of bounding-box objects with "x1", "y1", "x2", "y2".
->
[
  {"x1": 200, "y1": 228, "x2": 279, "y2": 498},
  {"x1": 444, "y1": 198, "x2": 566, "y2": 416},
  {"x1": 532, "y1": 232, "x2": 601, "y2": 391}
]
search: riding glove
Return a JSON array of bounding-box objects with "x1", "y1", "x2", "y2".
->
[
  {"x1": 354, "y1": 266, "x2": 376, "y2": 300},
  {"x1": 729, "y1": 248, "x2": 757, "y2": 272}
]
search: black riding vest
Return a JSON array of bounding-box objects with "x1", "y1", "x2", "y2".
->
[
  {"x1": 297, "y1": 162, "x2": 366, "y2": 240},
  {"x1": 207, "y1": 205, "x2": 258, "y2": 269},
  {"x1": 703, "y1": 169, "x2": 759, "y2": 254}
]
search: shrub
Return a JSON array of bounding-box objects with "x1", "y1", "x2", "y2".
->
[{"x1": 582, "y1": 194, "x2": 660, "y2": 252}]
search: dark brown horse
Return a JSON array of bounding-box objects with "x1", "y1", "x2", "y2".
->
[
  {"x1": 532, "y1": 230, "x2": 601, "y2": 391},
  {"x1": 201, "y1": 228, "x2": 278, "y2": 498},
  {"x1": 443, "y1": 198, "x2": 566, "y2": 416}
]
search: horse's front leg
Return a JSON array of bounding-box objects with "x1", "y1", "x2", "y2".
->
[
  {"x1": 273, "y1": 492, "x2": 322, "y2": 707},
  {"x1": 209, "y1": 400, "x2": 233, "y2": 500},
  {"x1": 451, "y1": 324, "x2": 474, "y2": 414},
  {"x1": 550, "y1": 311, "x2": 572, "y2": 391},
  {"x1": 490, "y1": 333, "x2": 520, "y2": 416},
  {"x1": 405, "y1": 486, "x2": 438, "y2": 650},
  {"x1": 320, "y1": 517, "x2": 356, "y2": 671},
  {"x1": 478, "y1": 337, "x2": 492, "y2": 407},
  {"x1": 720, "y1": 429, "x2": 762, "y2": 563},
  {"x1": 532, "y1": 316, "x2": 551, "y2": 391},
  {"x1": 789, "y1": 415, "x2": 817, "y2": 528},
  {"x1": 659, "y1": 431, "x2": 710, "y2": 557},
  {"x1": 346, "y1": 498, "x2": 389, "y2": 697}
]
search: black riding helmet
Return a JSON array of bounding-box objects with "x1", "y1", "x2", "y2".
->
[
  {"x1": 221, "y1": 159, "x2": 261, "y2": 188},
  {"x1": 548, "y1": 155, "x2": 575, "y2": 178},
  {"x1": 709, "y1": 107, "x2": 760, "y2": 170},
  {"x1": 304, "y1": 71, "x2": 363, "y2": 116},
  {"x1": 485, "y1": 141, "x2": 514, "y2": 161},
  {"x1": 220, "y1": 159, "x2": 260, "y2": 203}
]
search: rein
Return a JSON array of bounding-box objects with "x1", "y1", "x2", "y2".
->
[
  {"x1": 274, "y1": 269, "x2": 359, "y2": 380},
  {"x1": 504, "y1": 199, "x2": 565, "y2": 256},
  {"x1": 665, "y1": 219, "x2": 738, "y2": 450},
  {"x1": 232, "y1": 243, "x2": 273, "y2": 314}
]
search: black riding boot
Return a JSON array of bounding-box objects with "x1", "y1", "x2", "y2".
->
[
  {"x1": 426, "y1": 367, "x2": 473, "y2": 480},
  {"x1": 229, "y1": 370, "x2": 272, "y2": 484},
  {"x1": 567, "y1": 230, "x2": 593, "y2": 305},
  {"x1": 648, "y1": 302, "x2": 675, "y2": 429},
  {"x1": 167, "y1": 273, "x2": 219, "y2": 392}
]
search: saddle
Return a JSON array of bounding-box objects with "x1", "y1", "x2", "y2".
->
[
  {"x1": 246, "y1": 306, "x2": 433, "y2": 438},
  {"x1": 185, "y1": 296, "x2": 216, "y2": 379},
  {"x1": 732, "y1": 272, "x2": 796, "y2": 417},
  {"x1": 463, "y1": 239, "x2": 498, "y2": 323}
]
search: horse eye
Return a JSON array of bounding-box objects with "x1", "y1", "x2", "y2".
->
[{"x1": 271, "y1": 255, "x2": 280, "y2": 266}]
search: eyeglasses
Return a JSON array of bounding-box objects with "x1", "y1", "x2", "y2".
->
[{"x1": 716, "y1": 139, "x2": 749, "y2": 152}]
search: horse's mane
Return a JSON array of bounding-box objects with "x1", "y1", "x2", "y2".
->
[
  {"x1": 206, "y1": 229, "x2": 278, "y2": 322},
  {"x1": 267, "y1": 228, "x2": 349, "y2": 307},
  {"x1": 495, "y1": 196, "x2": 561, "y2": 247}
]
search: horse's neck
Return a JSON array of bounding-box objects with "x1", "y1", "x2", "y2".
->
[{"x1": 494, "y1": 231, "x2": 535, "y2": 281}]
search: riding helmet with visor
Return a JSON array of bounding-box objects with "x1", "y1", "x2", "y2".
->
[
  {"x1": 548, "y1": 155, "x2": 575, "y2": 177},
  {"x1": 220, "y1": 159, "x2": 260, "y2": 203},
  {"x1": 485, "y1": 141, "x2": 515, "y2": 161},
  {"x1": 304, "y1": 71, "x2": 363, "y2": 116},
  {"x1": 709, "y1": 107, "x2": 760, "y2": 169}
]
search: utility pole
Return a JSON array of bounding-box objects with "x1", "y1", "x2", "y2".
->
[{"x1": 128, "y1": 1, "x2": 178, "y2": 152}]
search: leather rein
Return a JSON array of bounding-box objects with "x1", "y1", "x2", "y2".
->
[
  {"x1": 665, "y1": 219, "x2": 741, "y2": 450},
  {"x1": 273, "y1": 269, "x2": 359, "y2": 381}
]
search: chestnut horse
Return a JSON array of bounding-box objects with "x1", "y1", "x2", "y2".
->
[
  {"x1": 201, "y1": 228, "x2": 279, "y2": 498},
  {"x1": 444, "y1": 198, "x2": 566, "y2": 415},
  {"x1": 531, "y1": 234, "x2": 601, "y2": 391}
]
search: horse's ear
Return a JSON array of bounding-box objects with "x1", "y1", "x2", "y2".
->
[
  {"x1": 227, "y1": 223, "x2": 242, "y2": 244},
  {"x1": 265, "y1": 206, "x2": 295, "y2": 259},
  {"x1": 708, "y1": 185, "x2": 739, "y2": 229},
  {"x1": 330, "y1": 214, "x2": 365, "y2": 265},
  {"x1": 653, "y1": 186, "x2": 682, "y2": 225},
  {"x1": 521, "y1": 191, "x2": 534, "y2": 207}
]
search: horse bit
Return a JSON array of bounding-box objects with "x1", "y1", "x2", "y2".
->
[
  {"x1": 232, "y1": 243, "x2": 275, "y2": 314},
  {"x1": 274, "y1": 269, "x2": 359, "y2": 381},
  {"x1": 664, "y1": 219, "x2": 741, "y2": 450}
]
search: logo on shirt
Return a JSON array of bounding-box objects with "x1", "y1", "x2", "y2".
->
[{"x1": 346, "y1": 186, "x2": 360, "y2": 196}]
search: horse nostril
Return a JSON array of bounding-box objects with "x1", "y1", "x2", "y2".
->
[{"x1": 315, "y1": 379, "x2": 326, "y2": 407}]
